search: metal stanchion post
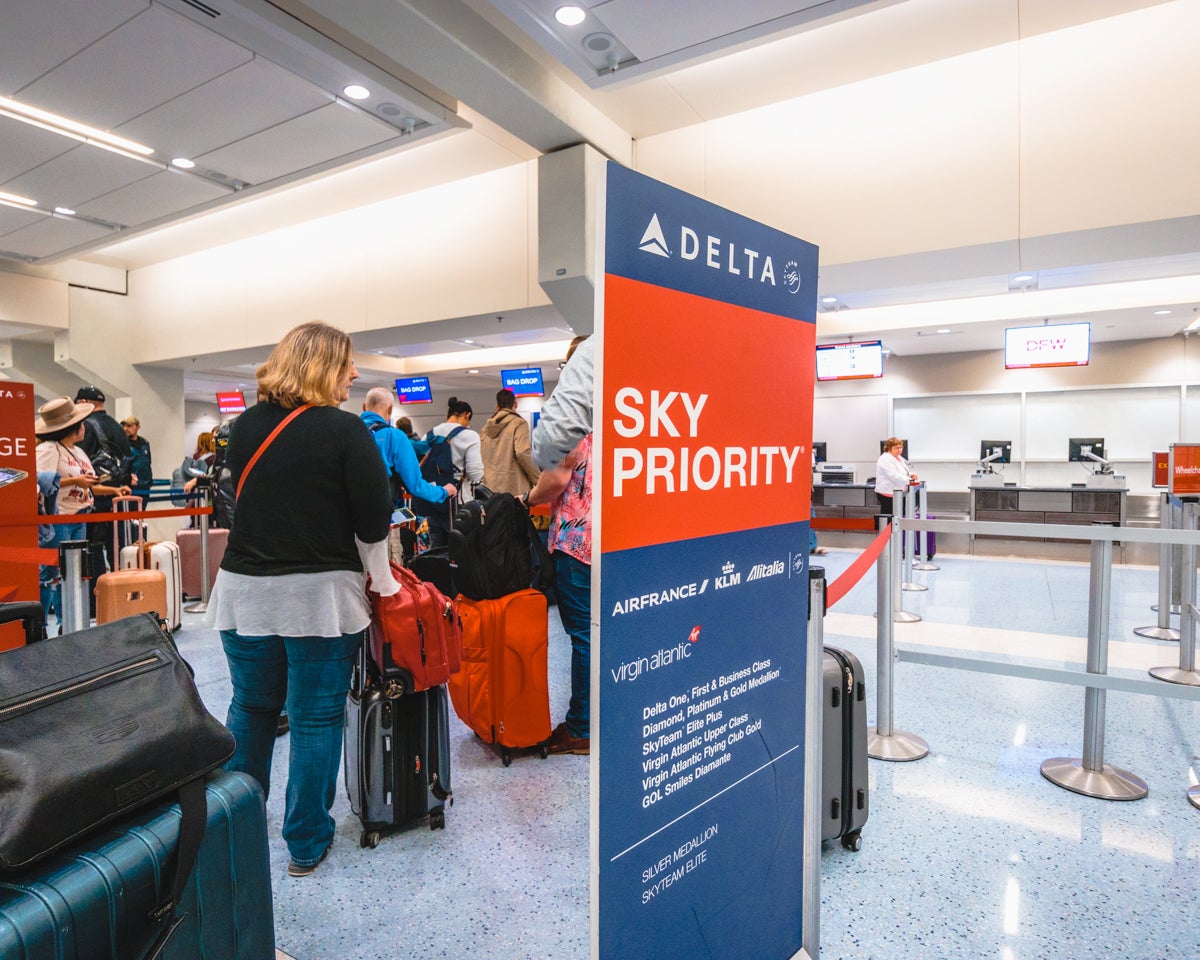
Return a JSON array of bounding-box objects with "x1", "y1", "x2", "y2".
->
[
  {"x1": 869, "y1": 517, "x2": 928, "y2": 762},
  {"x1": 802, "y1": 567, "x2": 825, "y2": 960},
  {"x1": 1136, "y1": 492, "x2": 1180, "y2": 640},
  {"x1": 184, "y1": 482, "x2": 212, "y2": 614},
  {"x1": 901, "y1": 487, "x2": 926, "y2": 593},
  {"x1": 58, "y1": 539, "x2": 90, "y2": 635},
  {"x1": 1041, "y1": 530, "x2": 1147, "y2": 800},
  {"x1": 1150, "y1": 500, "x2": 1200, "y2": 687},
  {"x1": 1153, "y1": 497, "x2": 1184, "y2": 615},
  {"x1": 892, "y1": 490, "x2": 922, "y2": 620},
  {"x1": 912, "y1": 482, "x2": 939, "y2": 572}
]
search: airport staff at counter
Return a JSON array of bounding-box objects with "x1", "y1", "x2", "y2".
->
[{"x1": 874, "y1": 436, "x2": 917, "y2": 515}]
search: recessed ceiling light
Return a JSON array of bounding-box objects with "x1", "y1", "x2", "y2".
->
[
  {"x1": 820, "y1": 296, "x2": 838, "y2": 305},
  {"x1": 1013, "y1": 274, "x2": 1035, "y2": 283},
  {"x1": 171, "y1": 157, "x2": 195, "y2": 169},
  {"x1": 0, "y1": 190, "x2": 36, "y2": 207},
  {"x1": 462, "y1": 339, "x2": 475, "y2": 345},
  {"x1": 555, "y1": 5, "x2": 586, "y2": 26},
  {"x1": 936, "y1": 328, "x2": 952, "y2": 334},
  {"x1": 343, "y1": 84, "x2": 370, "y2": 100},
  {"x1": 54, "y1": 206, "x2": 75, "y2": 216},
  {"x1": 467, "y1": 368, "x2": 480, "y2": 374},
  {"x1": 1154, "y1": 309, "x2": 1173, "y2": 316}
]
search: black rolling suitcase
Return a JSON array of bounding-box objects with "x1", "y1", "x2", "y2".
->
[
  {"x1": 344, "y1": 643, "x2": 453, "y2": 849},
  {"x1": 822, "y1": 645, "x2": 869, "y2": 851}
]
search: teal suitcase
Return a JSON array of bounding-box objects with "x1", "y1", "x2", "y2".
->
[{"x1": 0, "y1": 771, "x2": 275, "y2": 959}]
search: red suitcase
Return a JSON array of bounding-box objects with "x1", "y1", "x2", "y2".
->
[
  {"x1": 367, "y1": 561, "x2": 462, "y2": 696},
  {"x1": 447, "y1": 589, "x2": 551, "y2": 765}
]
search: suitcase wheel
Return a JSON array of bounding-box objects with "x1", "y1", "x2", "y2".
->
[
  {"x1": 539, "y1": 744, "x2": 549, "y2": 760},
  {"x1": 361, "y1": 830, "x2": 381, "y2": 849},
  {"x1": 841, "y1": 830, "x2": 862, "y2": 852},
  {"x1": 501, "y1": 747, "x2": 513, "y2": 767},
  {"x1": 430, "y1": 810, "x2": 446, "y2": 830}
]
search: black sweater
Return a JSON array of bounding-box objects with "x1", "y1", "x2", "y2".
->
[{"x1": 220, "y1": 402, "x2": 391, "y2": 576}]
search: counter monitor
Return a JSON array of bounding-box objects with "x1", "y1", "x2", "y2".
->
[
  {"x1": 979, "y1": 440, "x2": 1012, "y2": 465},
  {"x1": 395, "y1": 375, "x2": 433, "y2": 404},
  {"x1": 812, "y1": 441, "x2": 827, "y2": 464}
]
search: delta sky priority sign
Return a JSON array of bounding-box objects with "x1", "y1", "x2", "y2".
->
[{"x1": 593, "y1": 163, "x2": 818, "y2": 960}]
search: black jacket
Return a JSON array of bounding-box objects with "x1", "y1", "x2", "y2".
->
[
  {"x1": 79, "y1": 410, "x2": 133, "y2": 490},
  {"x1": 220, "y1": 402, "x2": 391, "y2": 576}
]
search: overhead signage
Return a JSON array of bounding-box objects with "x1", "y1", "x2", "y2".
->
[
  {"x1": 1004, "y1": 321, "x2": 1090, "y2": 369},
  {"x1": 215, "y1": 390, "x2": 246, "y2": 414},
  {"x1": 595, "y1": 162, "x2": 817, "y2": 960},
  {"x1": 395, "y1": 375, "x2": 432, "y2": 404},
  {"x1": 501, "y1": 366, "x2": 545, "y2": 397}
]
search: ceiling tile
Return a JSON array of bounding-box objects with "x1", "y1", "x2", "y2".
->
[
  {"x1": 3, "y1": 144, "x2": 157, "y2": 211},
  {"x1": 20, "y1": 4, "x2": 251, "y2": 129},
  {"x1": 0, "y1": 215, "x2": 115, "y2": 260},
  {"x1": 0, "y1": 0, "x2": 148, "y2": 97},
  {"x1": 116, "y1": 56, "x2": 331, "y2": 160},
  {"x1": 196, "y1": 102, "x2": 398, "y2": 185},
  {"x1": 0, "y1": 204, "x2": 45, "y2": 239},
  {"x1": 0, "y1": 116, "x2": 76, "y2": 185},
  {"x1": 77, "y1": 169, "x2": 230, "y2": 226}
]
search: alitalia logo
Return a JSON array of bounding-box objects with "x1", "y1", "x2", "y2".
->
[
  {"x1": 637, "y1": 212, "x2": 792, "y2": 290},
  {"x1": 746, "y1": 560, "x2": 785, "y2": 582}
]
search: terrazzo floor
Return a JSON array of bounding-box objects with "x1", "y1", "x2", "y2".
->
[{"x1": 174, "y1": 546, "x2": 1199, "y2": 960}]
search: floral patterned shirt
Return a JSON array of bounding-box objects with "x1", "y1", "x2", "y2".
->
[{"x1": 547, "y1": 433, "x2": 591, "y2": 566}]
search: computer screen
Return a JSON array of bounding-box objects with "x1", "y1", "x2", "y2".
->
[
  {"x1": 816, "y1": 340, "x2": 884, "y2": 381},
  {"x1": 1068, "y1": 437, "x2": 1105, "y2": 463},
  {"x1": 812, "y1": 442, "x2": 827, "y2": 464},
  {"x1": 395, "y1": 375, "x2": 433, "y2": 404},
  {"x1": 879, "y1": 439, "x2": 909, "y2": 460},
  {"x1": 980, "y1": 440, "x2": 1012, "y2": 464},
  {"x1": 215, "y1": 390, "x2": 246, "y2": 414},
  {"x1": 500, "y1": 367, "x2": 545, "y2": 397}
]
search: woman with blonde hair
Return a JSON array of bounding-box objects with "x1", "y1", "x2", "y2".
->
[{"x1": 206, "y1": 321, "x2": 397, "y2": 877}]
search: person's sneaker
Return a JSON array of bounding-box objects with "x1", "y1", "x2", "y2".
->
[
  {"x1": 546, "y1": 721, "x2": 589, "y2": 755},
  {"x1": 276, "y1": 713, "x2": 290, "y2": 737},
  {"x1": 287, "y1": 848, "x2": 328, "y2": 878},
  {"x1": 811, "y1": 546, "x2": 829, "y2": 556}
]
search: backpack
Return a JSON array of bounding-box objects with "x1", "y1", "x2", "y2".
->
[
  {"x1": 211, "y1": 420, "x2": 236, "y2": 530},
  {"x1": 410, "y1": 425, "x2": 466, "y2": 517},
  {"x1": 449, "y1": 491, "x2": 553, "y2": 601},
  {"x1": 84, "y1": 420, "x2": 132, "y2": 487},
  {"x1": 367, "y1": 421, "x2": 409, "y2": 507}
]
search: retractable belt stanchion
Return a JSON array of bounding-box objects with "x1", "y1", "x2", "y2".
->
[
  {"x1": 58, "y1": 539, "x2": 90, "y2": 635},
  {"x1": 802, "y1": 566, "x2": 825, "y2": 960},
  {"x1": 184, "y1": 481, "x2": 212, "y2": 614},
  {"x1": 1153, "y1": 496, "x2": 1184, "y2": 616},
  {"x1": 900, "y1": 486, "x2": 926, "y2": 593},
  {"x1": 1041, "y1": 526, "x2": 1148, "y2": 800},
  {"x1": 868, "y1": 515, "x2": 928, "y2": 762},
  {"x1": 1136, "y1": 491, "x2": 1181, "y2": 641},
  {"x1": 1149, "y1": 499, "x2": 1200, "y2": 688},
  {"x1": 911, "y1": 482, "x2": 939, "y2": 572},
  {"x1": 892, "y1": 489, "x2": 921, "y2": 620}
]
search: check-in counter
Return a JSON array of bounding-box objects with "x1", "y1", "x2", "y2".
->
[
  {"x1": 969, "y1": 484, "x2": 1127, "y2": 538},
  {"x1": 812, "y1": 483, "x2": 878, "y2": 524}
]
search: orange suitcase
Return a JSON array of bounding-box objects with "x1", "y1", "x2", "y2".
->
[
  {"x1": 448, "y1": 589, "x2": 551, "y2": 765},
  {"x1": 94, "y1": 496, "x2": 167, "y2": 626}
]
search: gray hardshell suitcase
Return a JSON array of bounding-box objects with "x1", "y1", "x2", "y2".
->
[
  {"x1": 822, "y1": 645, "x2": 869, "y2": 850},
  {"x1": 344, "y1": 643, "x2": 453, "y2": 849},
  {"x1": 0, "y1": 771, "x2": 275, "y2": 959}
]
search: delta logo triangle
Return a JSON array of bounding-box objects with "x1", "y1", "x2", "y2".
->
[{"x1": 638, "y1": 213, "x2": 670, "y2": 258}]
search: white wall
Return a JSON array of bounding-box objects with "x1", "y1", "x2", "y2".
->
[{"x1": 813, "y1": 334, "x2": 1200, "y2": 494}]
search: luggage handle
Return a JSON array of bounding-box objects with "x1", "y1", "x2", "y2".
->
[
  {"x1": 0, "y1": 601, "x2": 47, "y2": 645},
  {"x1": 112, "y1": 494, "x2": 145, "y2": 568}
]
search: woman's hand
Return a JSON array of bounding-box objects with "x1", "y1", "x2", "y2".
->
[
  {"x1": 442, "y1": 483, "x2": 457, "y2": 498},
  {"x1": 68, "y1": 474, "x2": 99, "y2": 489}
]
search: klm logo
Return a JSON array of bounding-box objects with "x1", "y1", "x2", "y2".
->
[
  {"x1": 714, "y1": 560, "x2": 740, "y2": 590},
  {"x1": 637, "y1": 212, "x2": 794, "y2": 291}
]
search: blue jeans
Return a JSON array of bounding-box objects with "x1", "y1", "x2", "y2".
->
[
  {"x1": 552, "y1": 552, "x2": 591, "y2": 739},
  {"x1": 40, "y1": 520, "x2": 87, "y2": 617},
  {"x1": 221, "y1": 629, "x2": 363, "y2": 866},
  {"x1": 809, "y1": 527, "x2": 818, "y2": 553}
]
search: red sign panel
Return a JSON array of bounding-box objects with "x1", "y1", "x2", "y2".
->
[
  {"x1": 1169, "y1": 444, "x2": 1200, "y2": 495},
  {"x1": 0, "y1": 383, "x2": 39, "y2": 649},
  {"x1": 600, "y1": 275, "x2": 814, "y2": 554},
  {"x1": 1152, "y1": 451, "x2": 1169, "y2": 488}
]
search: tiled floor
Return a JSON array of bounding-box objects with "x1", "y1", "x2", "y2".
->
[{"x1": 178, "y1": 546, "x2": 1199, "y2": 959}]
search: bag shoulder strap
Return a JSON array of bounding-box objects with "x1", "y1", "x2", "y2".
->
[
  {"x1": 142, "y1": 776, "x2": 206, "y2": 960},
  {"x1": 236, "y1": 404, "x2": 313, "y2": 500}
]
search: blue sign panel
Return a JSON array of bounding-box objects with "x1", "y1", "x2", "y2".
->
[
  {"x1": 596, "y1": 163, "x2": 817, "y2": 960},
  {"x1": 395, "y1": 375, "x2": 432, "y2": 404}
]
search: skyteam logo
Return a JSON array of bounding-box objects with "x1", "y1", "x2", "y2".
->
[
  {"x1": 636, "y1": 211, "x2": 794, "y2": 290},
  {"x1": 639, "y1": 213, "x2": 671, "y2": 258}
]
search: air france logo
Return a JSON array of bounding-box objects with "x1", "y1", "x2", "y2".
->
[{"x1": 637, "y1": 211, "x2": 796, "y2": 290}]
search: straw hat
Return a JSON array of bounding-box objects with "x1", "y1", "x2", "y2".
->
[{"x1": 35, "y1": 397, "x2": 94, "y2": 435}]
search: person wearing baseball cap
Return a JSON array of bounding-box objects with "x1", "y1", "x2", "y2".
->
[
  {"x1": 121, "y1": 415, "x2": 153, "y2": 491},
  {"x1": 73, "y1": 386, "x2": 134, "y2": 570}
]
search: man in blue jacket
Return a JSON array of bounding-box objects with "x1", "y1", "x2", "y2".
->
[{"x1": 360, "y1": 387, "x2": 456, "y2": 511}]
